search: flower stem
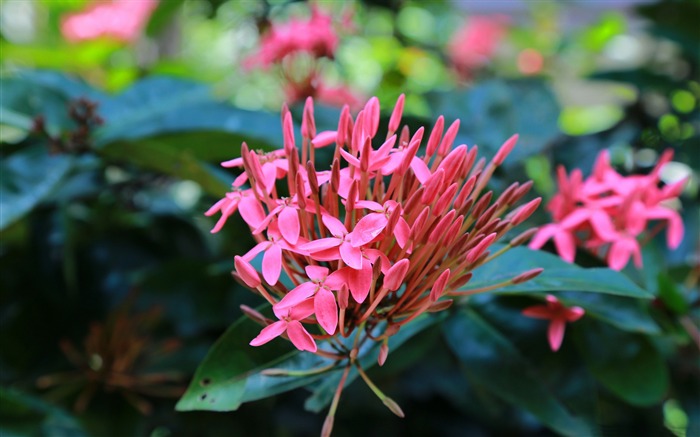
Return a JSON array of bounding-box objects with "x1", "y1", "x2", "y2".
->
[{"x1": 322, "y1": 364, "x2": 352, "y2": 437}]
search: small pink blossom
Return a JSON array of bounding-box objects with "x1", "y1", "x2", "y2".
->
[
  {"x1": 522, "y1": 295, "x2": 585, "y2": 351},
  {"x1": 448, "y1": 15, "x2": 508, "y2": 79},
  {"x1": 61, "y1": 0, "x2": 158, "y2": 44},
  {"x1": 530, "y1": 149, "x2": 686, "y2": 270}
]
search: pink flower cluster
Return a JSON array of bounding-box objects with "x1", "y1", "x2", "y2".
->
[
  {"x1": 530, "y1": 150, "x2": 686, "y2": 270},
  {"x1": 208, "y1": 95, "x2": 542, "y2": 356},
  {"x1": 448, "y1": 15, "x2": 507, "y2": 80},
  {"x1": 243, "y1": 7, "x2": 338, "y2": 70},
  {"x1": 243, "y1": 5, "x2": 360, "y2": 108},
  {"x1": 61, "y1": 0, "x2": 158, "y2": 44}
]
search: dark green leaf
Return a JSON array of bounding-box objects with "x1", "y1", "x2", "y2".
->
[
  {"x1": 443, "y1": 308, "x2": 593, "y2": 436},
  {"x1": 99, "y1": 138, "x2": 230, "y2": 197},
  {"x1": 0, "y1": 387, "x2": 87, "y2": 437},
  {"x1": 574, "y1": 319, "x2": 669, "y2": 407},
  {"x1": 176, "y1": 311, "x2": 443, "y2": 413},
  {"x1": 0, "y1": 146, "x2": 73, "y2": 231},
  {"x1": 466, "y1": 247, "x2": 652, "y2": 299},
  {"x1": 93, "y1": 77, "x2": 283, "y2": 148}
]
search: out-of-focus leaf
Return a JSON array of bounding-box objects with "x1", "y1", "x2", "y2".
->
[
  {"x1": 574, "y1": 319, "x2": 669, "y2": 407},
  {"x1": 637, "y1": 1, "x2": 700, "y2": 62},
  {"x1": 93, "y1": 77, "x2": 283, "y2": 148},
  {"x1": 466, "y1": 247, "x2": 652, "y2": 299},
  {"x1": 443, "y1": 308, "x2": 593, "y2": 437},
  {"x1": 99, "y1": 138, "x2": 229, "y2": 197},
  {"x1": 590, "y1": 69, "x2": 682, "y2": 94},
  {"x1": 426, "y1": 79, "x2": 560, "y2": 165},
  {"x1": 146, "y1": 0, "x2": 186, "y2": 36},
  {"x1": 176, "y1": 311, "x2": 442, "y2": 412},
  {"x1": 657, "y1": 273, "x2": 690, "y2": 315},
  {"x1": 117, "y1": 131, "x2": 250, "y2": 163},
  {"x1": 0, "y1": 146, "x2": 73, "y2": 231},
  {"x1": 0, "y1": 387, "x2": 87, "y2": 437}
]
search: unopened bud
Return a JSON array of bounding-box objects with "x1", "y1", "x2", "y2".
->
[
  {"x1": 322, "y1": 415, "x2": 334, "y2": 437},
  {"x1": 306, "y1": 161, "x2": 319, "y2": 194},
  {"x1": 492, "y1": 133, "x2": 518, "y2": 166},
  {"x1": 466, "y1": 233, "x2": 497, "y2": 263},
  {"x1": 438, "y1": 119, "x2": 460, "y2": 156},
  {"x1": 337, "y1": 285, "x2": 349, "y2": 309},
  {"x1": 511, "y1": 197, "x2": 541, "y2": 226},
  {"x1": 427, "y1": 299, "x2": 453, "y2": 312},
  {"x1": 388, "y1": 94, "x2": 405, "y2": 135},
  {"x1": 378, "y1": 341, "x2": 389, "y2": 366},
  {"x1": 510, "y1": 228, "x2": 538, "y2": 247},
  {"x1": 430, "y1": 269, "x2": 451, "y2": 301},
  {"x1": 240, "y1": 305, "x2": 268, "y2": 325},
  {"x1": 384, "y1": 259, "x2": 410, "y2": 291},
  {"x1": 234, "y1": 256, "x2": 261, "y2": 288},
  {"x1": 384, "y1": 323, "x2": 401, "y2": 337},
  {"x1": 451, "y1": 272, "x2": 473, "y2": 290},
  {"x1": 302, "y1": 97, "x2": 316, "y2": 139},
  {"x1": 382, "y1": 397, "x2": 405, "y2": 418},
  {"x1": 426, "y1": 115, "x2": 445, "y2": 157},
  {"x1": 512, "y1": 268, "x2": 544, "y2": 284}
]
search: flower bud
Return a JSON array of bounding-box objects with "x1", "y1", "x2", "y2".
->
[
  {"x1": 234, "y1": 256, "x2": 261, "y2": 288},
  {"x1": 384, "y1": 259, "x2": 410, "y2": 291}
]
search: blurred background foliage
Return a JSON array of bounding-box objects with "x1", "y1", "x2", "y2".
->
[{"x1": 1, "y1": 0, "x2": 698, "y2": 436}]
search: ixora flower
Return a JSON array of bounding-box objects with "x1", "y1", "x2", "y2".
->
[
  {"x1": 61, "y1": 0, "x2": 159, "y2": 44},
  {"x1": 448, "y1": 15, "x2": 508, "y2": 80},
  {"x1": 243, "y1": 5, "x2": 361, "y2": 108},
  {"x1": 207, "y1": 95, "x2": 543, "y2": 435},
  {"x1": 522, "y1": 295, "x2": 585, "y2": 352},
  {"x1": 529, "y1": 149, "x2": 686, "y2": 270}
]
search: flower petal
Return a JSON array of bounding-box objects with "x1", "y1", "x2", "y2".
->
[
  {"x1": 305, "y1": 265, "x2": 329, "y2": 282},
  {"x1": 314, "y1": 288, "x2": 338, "y2": 335},
  {"x1": 348, "y1": 265, "x2": 373, "y2": 303},
  {"x1": 350, "y1": 213, "x2": 388, "y2": 247},
  {"x1": 249, "y1": 320, "x2": 287, "y2": 346},
  {"x1": 279, "y1": 206, "x2": 300, "y2": 245},
  {"x1": 262, "y1": 243, "x2": 282, "y2": 286},
  {"x1": 322, "y1": 215, "x2": 348, "y2": 237},
  {"x1": 275, "y1": 282, "x2": 317, "y2": 311},
  {"x1": 339, "y1": 242, "x2": 363, "y2": 269},
  {"x1": 300, "y1": 237, "x2": 342, "y2": 253},
  {"x1": 547, "y1": 319, "x2": 567, "y2": 352},
  {"x1": 286, "y1": 320, "x2": 317, "y2": 352}
]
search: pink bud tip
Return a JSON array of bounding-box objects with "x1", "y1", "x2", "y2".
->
[
  {"x1": 234, "y1": 256, "x2": 261, "y2": 288},
  {"x1": 493, "y1": 134, "x2": 519, "y2": 166},
  {"x1": 512, "y1": 268, "x2": 544, "y2": 284},
  {"x1": 388, "y1": 94, "x2": 405, "y2": 134},
  {"x1": 378, "y1": 342, "x2": 389, "y2": 366},
  {"x1": 384, "y1": 259, "x2": 410, "y2": 291}
]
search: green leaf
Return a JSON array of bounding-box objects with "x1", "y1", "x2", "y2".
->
[
  {"x1": 93, "y1": 77, "x2": 283, "y2": 148},
  {"x1": 176, "y1": 311, "x2": 443, "y2": 413},
  {"x1": 443, "y1": 308, "x2": 593, "y2": 436},
  {"x1": 574, "y1": 319, "x2": 669, "y2": 407},
  {"x1": 426, "y1": 79, "x2": 560, "y2": 166},
  {"x1": 99, "y1": 138, "x2": 230, "y2": 197},
  {"x1": 0, "y1": 387, "x2": 87, "y2": 437},
  {"x1": 466, "y1": 247, "x2": 652, "y2": 299},
  {"x1": 0, "y1": 146, "x2": 73, "y2": 231}
]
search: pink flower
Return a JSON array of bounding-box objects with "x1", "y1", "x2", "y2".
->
[
  {"x1": 522, "y1": 295, "x2": 585, "y2": 351},
  {"x1": 530, "y1": 149, "x2": 686, "y2": 270},
  {"x1": 243, "y1": 6, "x2": 338, "y2": 69},
  {"x1": 61, "y1": 0, "x2": 158, "y2": 44},
  {"x1": 448, "y1": 15, "x2": 508, "y2": 79},
  {"x1": 209, "y1": 95, "x2": 541, "y2": 359}
]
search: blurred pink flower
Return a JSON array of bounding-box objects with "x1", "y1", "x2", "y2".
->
[
  {"x1": 522, "y1": 295, "x2": 584, "y2": 352},
  {"x1": 243, "y1": 6, "x2": 339, "y2": 69},
  {"x1": 530, "y1": 149, "x2": 686, "y2": 270},
  {"x1": 61, "y1": 0, "x2": 158, "y2": 44},
  {"x1": 448, "y1": 15, "x2": 508, "y2": 79}
]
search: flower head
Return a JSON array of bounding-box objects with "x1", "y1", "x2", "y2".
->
[
  {"x1": 448, "y1": 15, "x2": 508, "y2": 79},
  {"x1": 243, "y1": 6, "x2": 339, "y2": 70},
  {"x1": 522, "y1": 295, "x2": 585, "y2": 351},
  {"x1": 529, "y1": 149, "x2": 686, "y2": 270},
  {"x1": 61, "y1": 0, "x2": 158, "y2": 44},
  {"x1": 210, "y1": 95, "x2": 541, "y2": 355}
]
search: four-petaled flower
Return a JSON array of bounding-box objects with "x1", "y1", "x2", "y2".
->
[{"x1": 522, "y1": 295, "x2": 585, "y2": 352}]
